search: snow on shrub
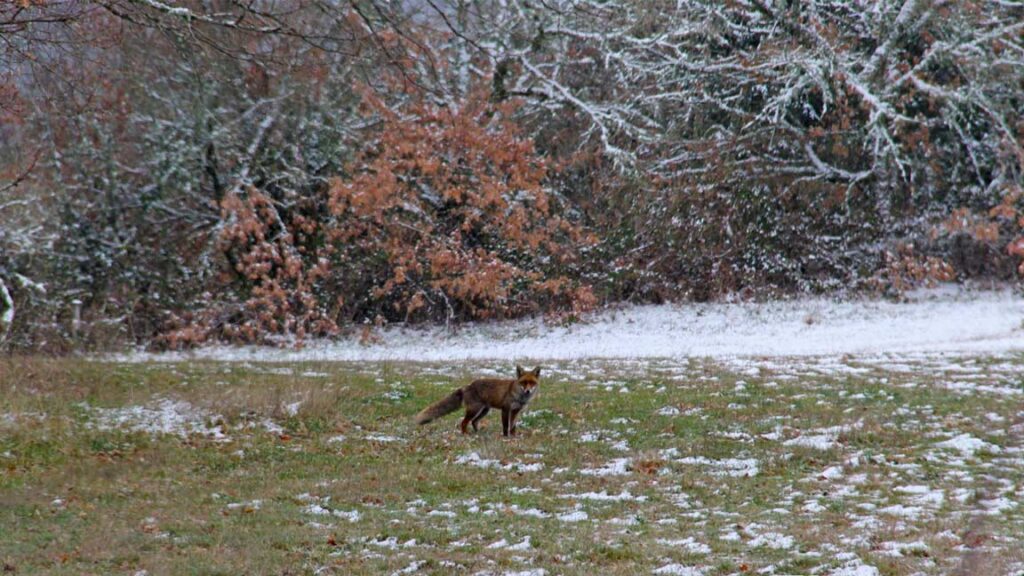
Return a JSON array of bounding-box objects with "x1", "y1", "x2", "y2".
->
[{"x1": 160, "y1": 87, "x2": 594, "y2": 347}]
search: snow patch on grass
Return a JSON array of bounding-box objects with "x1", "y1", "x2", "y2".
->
[
  {"x1": 878, "y1": 540, "x2": 929, "y2": 557},
  {"x1": 878, "y1": 504, "x2": 923, "y2": 519},
  {"x1": 86, "y1": 399, "x2": 228, "y2": 440},
  {"x1": 579, "y1": 457, "x2": 631, "y2": 476},
  {"x1": 746, "y1": 532, "x2": 794, "y2": 550},
  {"x1": 114, "y1": 288, "x2": 1024, "y2": 362},
  {"x1": 487, "y1": 536, "x2": 531, "y2": 550},
  {"x1": 676, "y1": 456, "x2": 759, "y2": 477},
  {"x1": 655, "y1": 537, "x2": 711, "y2": 554},
  {"x1": 935, "y1": 433, "x2": 1001, "y2": 456},
  {"x1": 563, "y1": 490, "x2": 647, "y2": 502},
  {"x1": 894, "y1": 485, "x2": 944, "y2": 507},
  {"x1": 652, "y1": 564, "x2": 705, "y2": 576},
  {"x1": 455, "y1": 452, "x2": 543, "y2": 472},
  {"x1": 783, "y1": 423, "x2": 861, "y2": 451},
  {"x1": 829, "y1": 559, "x2": 880, "y2": 576},
  {"x1": 298, "y1": 494, "x2": 361, "y2": 522},
  {"x1": 302, "y1": 503, "x2": 361, "y2": 522},
  {"x1": 556, "y1": 510, "x2": 589, "y2": 522}
]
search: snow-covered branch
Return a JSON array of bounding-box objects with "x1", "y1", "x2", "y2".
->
[{"x1": 0, "y1": 276, "x2": 12, "y2": 346}]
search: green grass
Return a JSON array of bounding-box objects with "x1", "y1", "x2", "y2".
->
[{"x1": 1, "y1": 355, "x2": 1023, "y2": 575}]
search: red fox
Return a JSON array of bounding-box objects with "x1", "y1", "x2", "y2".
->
[{"x1": 415, "y1": 365, "x2": 541, "y2": 437}]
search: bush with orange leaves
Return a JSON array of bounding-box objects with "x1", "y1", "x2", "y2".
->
[
  {"x1": 878, "y1": 185, "x2": 1024, "y2": 295},
  {"x1": 869, "y1": 243, "x2": 955, "y2": 295},
  {"x1": 326, "y1": 90, "x2": 594, "y2": 322},
  {"x1": 981, "y1": 188, "x2": 1024, "y2": 277},
  {"x1": 159, "y1": 90, "x2": 594, "y2": 348},
  {"x1": 940, "y1": 186, "x2": 1024, "y2": 279},
  {"x1": 157, "y1": 187, "x2": 341, "y2": 349}
]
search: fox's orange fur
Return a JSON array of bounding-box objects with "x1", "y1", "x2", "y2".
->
[{"x1": 415, "y1": 365, "x2": 541, "y2": 437}]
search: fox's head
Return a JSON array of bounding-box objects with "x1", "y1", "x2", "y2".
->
[{"x1": 515, "y1": 364, "x2": 542, "y2": 398}]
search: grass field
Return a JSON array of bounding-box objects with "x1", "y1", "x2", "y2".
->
[{"x1": 2, "y1": 354, "x2": 1023, "y2": 575}]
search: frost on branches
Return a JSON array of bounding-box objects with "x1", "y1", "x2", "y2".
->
[
  {"x1": 2, "y1": 1, "x2": 1023, "y2": 350},
  {"x1": 452, "y1": 0, "x2": 1024, "y2": 295},
  {"x1": 160, "y1": 89, "x2": 594, "y2": 348}
]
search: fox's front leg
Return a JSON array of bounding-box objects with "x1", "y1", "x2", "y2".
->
[
  {"x1": 501, "y1": 408, "x2": 511, "y2": 437},
  {"x1": 509, "y1": 408, "x2": 522, "y2": 436}
]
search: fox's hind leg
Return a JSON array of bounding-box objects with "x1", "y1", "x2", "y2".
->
[
  {"x1": 470, "y1": 406, "x2": 490, "y2": 431},
  {"x1": 461, "y1": 402, "x2": 486, "y2": 434}
]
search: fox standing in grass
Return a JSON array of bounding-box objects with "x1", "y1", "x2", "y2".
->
[{"x1": 416, "y1": 365, "x2": 541, "y2": 436}]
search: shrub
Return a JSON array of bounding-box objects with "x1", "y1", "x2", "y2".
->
[{"x1": 159, "y1": 88, "x2": 594, "y2": 347}]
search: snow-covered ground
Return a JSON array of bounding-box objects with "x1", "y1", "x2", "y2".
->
[
  {"x1": 118, "y1": 286, "x2": 1024, "y2": 363},
  {"x1": 13, "y1": 296, "x2": 1024, "y2": 575}
]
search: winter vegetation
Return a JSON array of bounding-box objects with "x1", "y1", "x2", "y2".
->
[
  {"x1": 3, "y1": 4, "x2": 1024, "y2": 575},
  {"x1": 3, "y1": 354, "x2": 1024, "y2": 574},
  {"x1": 2, "y1": 1, "x2": 1024, "y2": 350}
]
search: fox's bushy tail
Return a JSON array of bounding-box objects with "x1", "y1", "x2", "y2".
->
[{"x1": 415, "y1": 389, "x2": 463, "y2": 425}]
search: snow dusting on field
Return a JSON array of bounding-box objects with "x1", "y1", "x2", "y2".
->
[
  {"x1": 59, "y1": 288, "x2": 1024, "y2": 574},
  {"x1": 116, "y1": 288, "x2": 1024, "y2": 362},
  {"x1": 86, "y1": 399, "x2": 228, "y2": 440}
]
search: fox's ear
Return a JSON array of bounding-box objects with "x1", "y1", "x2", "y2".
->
[
  {"x1": 516, "y1": 365, "x2": 525, "y2": 378},
  {"x1": 532, "y1": 366, "x2": 541, "y2": 378}
]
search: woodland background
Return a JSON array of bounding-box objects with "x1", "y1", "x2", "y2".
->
[{"x1": 1, "y1": 0, "x2": 1023, "y2": 351}]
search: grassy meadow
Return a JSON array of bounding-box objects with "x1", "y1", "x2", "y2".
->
[{"x1": 1, "y1": 355, "x2": 1022, "y2": 575}]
